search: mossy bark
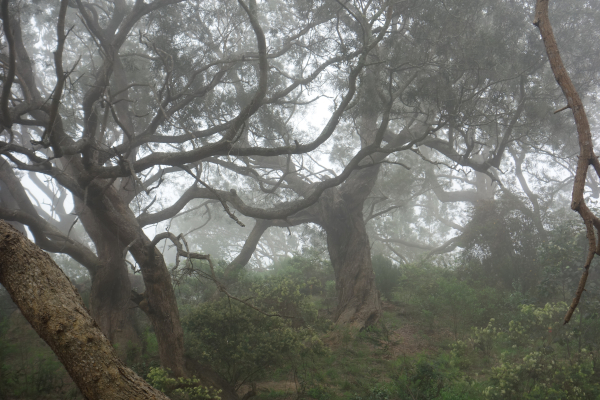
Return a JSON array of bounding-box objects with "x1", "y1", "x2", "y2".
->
[{"x1": 0, "y1": 220, "x2": 169, "y2": 400}]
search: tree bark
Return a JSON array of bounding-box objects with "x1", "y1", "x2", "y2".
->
[
  {"x1": 86, "y1": 184, "x2": 188, "y2": 377},
  {"x1": 0, "y1": 220, "x2": 169, "y2": 400},
  {"x1": 76, "y1": 200, "x2": 140, "y2": 361},
  {"x1": 534, "y1": 0, "x2": 600, "y2": 323},
  {"x1": 318, "y1": 167, "x2": 382, "y2": 328},
  {"x1": 223, "y1": 219, "x2": 271, "y2": 280}
]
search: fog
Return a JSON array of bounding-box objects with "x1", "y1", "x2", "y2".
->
[{"x1": 1, "y1": 0, "x2": 600, "y2": 398}]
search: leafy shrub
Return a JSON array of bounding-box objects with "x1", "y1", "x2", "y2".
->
[
  {"x1": 483, "y1": 351, "x2": 598, "y2": 399},
  {"x1": 450, "y1": 302, "x2": 600, "y2": 399},
  {"x1": 184, "y1": 298, "x2": 326, "y2": 389},
  {"x1": 483, "y1": 302, "x2": 600, "y2": 398},
  {"x1": 391, "y1": 356, "x2": 463, "y2": 400},
  {"x1": 245, "y1": 275, "x2": 319, "y2": 324},
  {"x1": 354, "y1": 385, "x2": 391, "y2": 400},
  {"x1": 535, "y1": 220, "x2": 589, "y2": 303},
  {"x1": 437, "y1": 381, "x2": 484, "y2": 400},
  {"x1": 0, "y1": 310, "x2": 79, "y2": 399},
  {"x1": 146, "y1": 367, "x2": 221, "y2": 400},
  {"x1": 458, "y1": 197, "x2": 542, "y2": 291},
  {"x1": 128, "y1": 328, "x2": 161, "y2": 379},
  {"x1": 372, "y1": 254, "x2": 401, "y2": 301},
  {"x1": 469, "y1": 319, "x2": 497, "y2": 358},
  {"x1": 270, "y1": 252, "x2": 334, "y2": 292},
  {"x1": 305, "y1": 384, "x2": 334, "y2": 400},
  {"x1": 394, "y1": 262, "x2": 504, "y2": 336},
  {"x1": 266, "y1": 252, "x2": 340, "y2": 315}
]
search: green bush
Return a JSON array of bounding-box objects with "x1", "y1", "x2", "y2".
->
[
  {"x1": 184, "y1": 298, "x2": 326, "y2": 389},
  {"x1": 448, "y1": 302, "x2": 600, "y2": 399},
  {"x1": 128, "y1": 328, "x2": 161, "y2": 379},
  {"x1": 482, "y1": 302, "x2": 600, "y2": 399},
  {"x1": 305, "y1": 384, "x2": 334, "y2": 400},
  {"x1": 270, "y1": 252, "x2": 334, "y2": 291},
  {"x1": 245, "y1": 275, "x2": 319, "y2": 324},
  {"x1": 483, "y1": 351, "x2": 598, "y2": 399},
  {"x1": 391, "y1": 355, "x2": 465, "y2": 400},
  {"x1": 354, "y1": 385, "x2": 391, "y2": 400},
  {"x1": 372, "y1": 254, "x2": 401, "y2": 301},
  {"x1": 437, "y1": 381, "x2": 484, "y2": 400},
  {"x1": 394, "y1": 262, "x2": 504, "y2": 336},
  {"x1": 0, "y1": 310, "x2": 79, "y2": 399},
  {"x1": 147, "y1": 367, "x2": 221, "y2": 400}
]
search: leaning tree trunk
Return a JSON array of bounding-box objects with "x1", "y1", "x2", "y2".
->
[
  {"x1": 86, "y1": 184, "x2": 241, "y2": 400},
  {"x1": 318, "y1": 167, "x2": 382, "y2": 328},
  {"x1": 0, "y1": 220, "x2": 169, "y2": 400}
]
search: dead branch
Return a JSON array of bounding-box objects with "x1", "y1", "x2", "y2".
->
[{"x1": 534, "y1": 0, "x2": 600, "y2": 324}]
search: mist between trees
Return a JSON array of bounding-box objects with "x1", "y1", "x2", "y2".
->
[{"x1": 1, "y1": 0, "x2": 600, "y2": 398}]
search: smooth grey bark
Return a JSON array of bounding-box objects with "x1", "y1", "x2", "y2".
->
[
  {"x1": 318, "y1": 165, "x2": 382, "y2": 327},
  {"x1": 84, "y1": 183, "x2": 188, "y2": 377},
  {"x1": 76, "y1": 199, "x2": 140, "y2": 360}
]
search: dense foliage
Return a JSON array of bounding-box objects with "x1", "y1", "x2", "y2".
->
[
  {"x1": 183, "y1": 274, "x2": 327, "y2": 388},
  {"x1": 4, "y1": 231, "x2": 600, "y2": 399}
]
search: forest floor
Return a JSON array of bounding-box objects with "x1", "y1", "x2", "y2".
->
[
  {"x1": 4, "y1": 257, "x2": 600, "y2": 400},
  {"x1": 245, "y1": 302, "x2": 459, "y2": 400}
]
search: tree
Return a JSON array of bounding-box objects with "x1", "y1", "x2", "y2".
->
[
  {"x1": 204, "y1": 0, "x2": 576, "y2": 327},
  {"x1": 365, "y1": 0, "x2": 600, "y2": 272},
  {"x1": 0, "y1": 0, "x2": 391, "y2": 380},
  {"x1": 0, "y1": 220, "x2": 169, "y2": 399}
]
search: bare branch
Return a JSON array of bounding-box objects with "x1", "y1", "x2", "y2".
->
[{"x1": 534, "y1": 0, "x2": 599, "y2": 324}]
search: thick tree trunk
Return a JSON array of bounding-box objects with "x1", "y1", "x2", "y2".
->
[
  {"x1": 86, "y1": 185, "x2": 188, "y2": 377},
  {"x1": 78, "y1": 185, "x2": 240, "y2": 400},
  {"x1": 89, "y1": 257, "x2": 139, "y2": 359},
  {"x1": 313, "y1": 62, "x2": 384, "y2": 328},
  {"x1": 318, "y1": 167, "x2": 382, "y2": 328},
  {"x1": 76, "y1": 200, "x2": 140, "y2": 361},
  {"x1": 0, "y1": 220, "x2": 169, "y2": 400}
]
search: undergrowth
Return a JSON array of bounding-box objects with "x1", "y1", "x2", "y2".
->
[{"x1": 3, "y1": 247, "x2": 600, "y2": 400}]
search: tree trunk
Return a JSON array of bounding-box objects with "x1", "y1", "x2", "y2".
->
[
  {"x1": 85, "y1": 184, "x2": 188, "y2": 377},
  {"x1": 77, "y1": 185, "x2": 239, "y2": 400},
  {"x1": 77, "y1": 200, "x2": 140, "y2": 360},
  {"x1": 318, "y1": 167, "x2": 382, "y2": 328},
  {"x1": 313, "y1": 62, "x2": 384, "y2": 328},
  {"x1": 89, "y1": 256, "x2": 139, "y2": 360},
  {"x1": 0, "y1": 220, "x2": 169, "y2": 400},
  {"x1": 223, "y1": 219, "x2": 271, "y2": 281}
]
